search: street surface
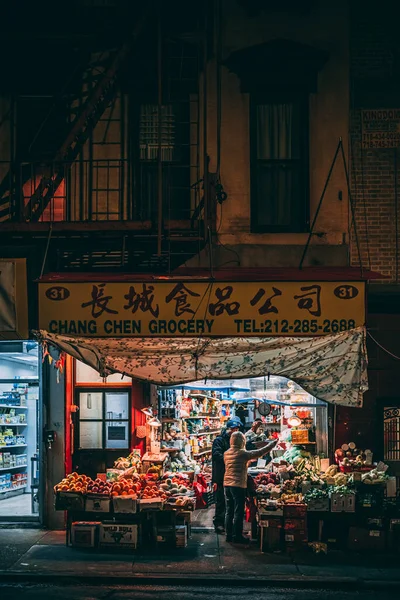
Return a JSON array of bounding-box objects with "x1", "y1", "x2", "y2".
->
[{"x1": 0, "y1": 585, "x2": 396, "y2": 600}]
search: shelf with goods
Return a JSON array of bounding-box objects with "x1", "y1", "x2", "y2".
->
[{"x1": 0, "y1": 463, "x2": 28, "y2": 472}]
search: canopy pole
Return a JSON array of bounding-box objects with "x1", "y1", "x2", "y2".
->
[{"x1": 299, "y1": 139, "x2": 342, "y2": 270}]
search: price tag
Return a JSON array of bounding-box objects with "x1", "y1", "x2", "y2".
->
[
  {"x1": 257, "y1": 458, "x2": 267, "y2": 468},
  {"x1": 369, "y1": 530, "x2": 380, "y2": 537}
]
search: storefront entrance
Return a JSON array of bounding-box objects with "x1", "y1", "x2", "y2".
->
[{"x1": 0, "y1": 340, "x2": 42, "y2": 522}]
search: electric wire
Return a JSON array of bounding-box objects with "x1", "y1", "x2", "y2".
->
[
  {"x1": 394, "y1": 149, "x2": 399, "y2": 282},
  {"x1": 367, "y1": 330, "x2": 400, "y2": 361},
  {"x1": 340, "y1": 140, "x2": 363, "y2": 276},
  {"x1": 359, "y1": 138, "x2": 371, "y2": 270},
  {"x1": 349, "y1": 59, "x2": 371, "y2": 271}
]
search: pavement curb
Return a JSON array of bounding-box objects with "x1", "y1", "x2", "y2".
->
[{"x1": 0, "y1": 572, "x2": 400, "y2": 589}]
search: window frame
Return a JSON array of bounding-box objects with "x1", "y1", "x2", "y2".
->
[
  {"x1": 75, "y1": 387, "x2": 131, "y2": 452},
  {"x1": 249, "y1": 92, "x2": 310, "y2": 234}
]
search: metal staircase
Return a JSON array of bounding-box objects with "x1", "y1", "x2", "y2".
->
[{"x1": 0, "y1": 12, "x2": 147, "y2": 223}]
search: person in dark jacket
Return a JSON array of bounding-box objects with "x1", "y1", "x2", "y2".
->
[{"x1": 211, "y1": 417, "x2": 241, "y2": 533}]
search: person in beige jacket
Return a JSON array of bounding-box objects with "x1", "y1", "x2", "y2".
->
[{"x1": 223, "y1": 431, "x2": 277, "y2": 544}]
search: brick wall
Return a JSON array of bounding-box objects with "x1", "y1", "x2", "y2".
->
[{"x1": 350, "y1": 1, "x2": 400, "y2": 283}]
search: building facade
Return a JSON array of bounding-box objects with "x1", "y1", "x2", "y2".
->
[{"x1": 0, "y1": 0, "x2": 398, "y2": 525}]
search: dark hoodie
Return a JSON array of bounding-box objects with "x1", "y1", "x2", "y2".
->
[{"x1": 211, "y1": 429, "x2": 230, "y2": 484}]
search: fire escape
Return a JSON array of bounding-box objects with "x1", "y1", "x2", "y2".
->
[{"x1": 0, "y1": 3, "x2": 214, "y2": 273}]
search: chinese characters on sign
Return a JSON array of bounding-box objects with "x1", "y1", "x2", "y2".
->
[{"x1": 39, "y1": 281, "x2": 365, "y2": 337}]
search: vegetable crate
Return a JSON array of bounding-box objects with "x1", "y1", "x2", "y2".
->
[
  {"x1": 55, "y1": 491, "x2": 85, "y2": 511},
  {"x1": 307, "y1": 498, "x2": 330, "y2": 512},
  {"x1": 331, "y1": 492, "x2": 355, "y2": 513},
  {"x1": 283, "y1": 504, "x2": 307, "y2": 518}
]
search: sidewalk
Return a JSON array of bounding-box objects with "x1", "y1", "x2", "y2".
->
[{"x1": 0, "y1": 528, "x2": 400, "y2": 588}]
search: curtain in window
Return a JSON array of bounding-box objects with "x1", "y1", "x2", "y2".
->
[
  {"x1": 257, "y1": 104, "x2": 295, "y2": 160},
  {"x1": 255, "y1": 103, "x2": 302, "y2": 229}
]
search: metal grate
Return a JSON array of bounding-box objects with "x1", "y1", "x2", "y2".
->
[
  {"x1": 139, "y1": 104, "x2": 175, "y2": 161},
  {"x1": 384, "y1": 407, "x2": 400, "y2": 461}
]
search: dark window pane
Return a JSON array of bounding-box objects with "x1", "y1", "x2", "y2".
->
[
  {"x1": 251, "y1": 98, "x2": 308, "y2": 232},
  {"x1": 256, "y1": 162, "x2": 302, "y2": 228}
]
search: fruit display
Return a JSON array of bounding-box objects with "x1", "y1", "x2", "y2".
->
[
  {"x1": 160, "y1": 477, "x2": 189, "y2": 496},
  {"x1": 87, "y1": 478, "x2": 113, "y2": 495},
  {"x1": 110, "y1": 478, "x2": 140, "y2": 498},
  {"x1": 335, "y1": 443, "x2": 373, "y2": 469},
  {"x1": 280, "y1": 493, "x2": 304, "y2": 504},
  {"x1": 361, "y1": 466, "x2": 388, "y2": 485},
  {"x1": 114, "y1": 450, "x2": 142, "y2": 472},
  {"x1": 54, "y1": 472, "x2": 92, "y2": 493}
]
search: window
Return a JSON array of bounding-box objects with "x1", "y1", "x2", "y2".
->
[
  {"x1": 384, "y1": 406, "x2": 400, "y2": 461},
  {"x1": 77, "y1": 390, "x2": 130, "y2": 450},
  {"x1": 250, "y1": 96, "x2": 309, "y2": 233},
  {"x1": 75, "y1": 360, "x2": 131, "y2": 384}
]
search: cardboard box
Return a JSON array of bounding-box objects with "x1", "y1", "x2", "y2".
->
[
  {"x1": 99, "y1": 524, "x2": 138, "y2": 549},
  {"x1": 306, "y1": 498, "x2": 330, "y2": 512},
  {"x1": 85, "y1": 495, "x2": 110, "y2": 513},
  {"x1": 259, "y1": 516, "x2": 283, "y2": 528},
  {"x1": 176, "y1": 525, "x2": 188, "y2": 548},
  {"x1": 71, "y1": 522, "x2": 100, "y2": 548},
  {"x1": 112, "y1": 495, "x2": 138, "y2": 514},
  {"x1": 284, "y1": 529, "x2": 308, "y2": 545},
  {"x1": 260, "y1": 526, "x2": 282, "y2": 552},
  {"x1": 387, "y1": 477, "x2": 397, "y2": 498},
  {"x1": 139, "y1": 498, "x2": 164, "y2": 510},
  {"x1": 55, "y1": 492, "x2": 85, "y2": 511},
  {"x1": 176, "y1": 511, "x2": 192, "y2": 539},
  {"x1": 348, "y1": 527, "x2": 387, "y2": 552},
  {"x1": 331, "y1": 492, "x2": 355, "y2": 513},
  {"x1": 284, "y1": 518, "x2": 307, "y2": 531},
  {"x1": 283, "y1": 504, "x2": 307, "y2": 518}
]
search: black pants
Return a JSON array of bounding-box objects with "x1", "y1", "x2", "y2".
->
[
  {"x1": 213, "y1": 484, "x2": 225, "y2": 527},
  {"x1": 224, "y1": 486, "x2": 246, "y2": 540}
]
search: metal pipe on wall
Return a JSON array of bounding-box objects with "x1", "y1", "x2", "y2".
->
[
  {"x1": 157, "y1": 6, "x2": 163, "y2": 256},
  {"x1": 202, "y1": 10, "x2": 208, "y2": 235}
]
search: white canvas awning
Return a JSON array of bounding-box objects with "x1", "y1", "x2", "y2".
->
[{"x1": 37, "y1": 327, "x2": 368, "y2": 407}]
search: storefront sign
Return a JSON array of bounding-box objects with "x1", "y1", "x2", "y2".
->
[
  {"x1": 38, "y1": 280, "x2": 365, "y2": 337},
  {"x1": 0, "y1": 259, "x2": 28, "y2": 339},
  {"x1": 362, "y1": 109, "x2": 400, "y2": 149}
]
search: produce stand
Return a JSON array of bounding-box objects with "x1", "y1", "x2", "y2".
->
[
  {"x1": 251, "y1": 444, "x2": 400, "y2": 554},
  {"x1": 54, "y1": 462, "x2": 196, "y2": 551},
  {"x1": 53, "y1": 376, "x2": 400, "y2": 556}
]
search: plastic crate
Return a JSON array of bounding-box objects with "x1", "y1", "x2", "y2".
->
[
  {"x1": 306, "y1": 498, "x2": 330, "y2": 512},
  {"x1": 202, "y1": 490, "x2": 215, "y2": 508}
]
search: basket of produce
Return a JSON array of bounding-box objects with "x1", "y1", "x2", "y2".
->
[
  {"x1": 330, "y1": 485, "x2": 355, "y2": 512},
  {"x1": 304, "y1": 488, "x2": 330, "y2": 512},
  {"x1": 54, "y1": 472, "x2": 90, "y2": 510}
]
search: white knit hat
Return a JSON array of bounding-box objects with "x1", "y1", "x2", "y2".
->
[{"x1": 230, "y1": 431, "x2": 245, "y2": 449}]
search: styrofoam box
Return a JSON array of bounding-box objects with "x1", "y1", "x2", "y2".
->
[
  {"x1": 71, "y1": 521, "x2": 100, "y2": 548},
  {"x1": 99, "y1": 524, "x2": 138, "y2": 548},
  {"x1": 112, "y1": 496, "x2": 138, "y2": 514}
]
